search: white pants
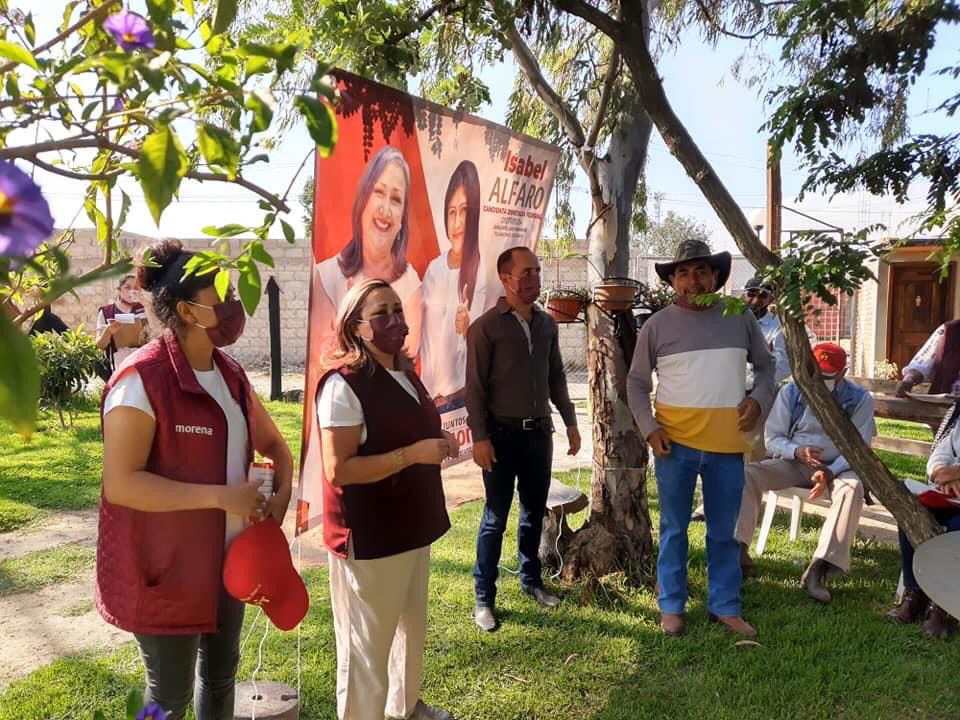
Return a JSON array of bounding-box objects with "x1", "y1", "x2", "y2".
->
[{"x1": 328, "y1": 543, "x2": 430, "y2": 720}]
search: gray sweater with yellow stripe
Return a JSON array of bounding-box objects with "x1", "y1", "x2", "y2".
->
[{"x1": 627, "y1": 302, "x2": 776, "y2": 454}]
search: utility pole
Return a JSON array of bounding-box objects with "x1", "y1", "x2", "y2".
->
[{"x1": 766, "y1": 141, "x2": 782, "y2": 252}]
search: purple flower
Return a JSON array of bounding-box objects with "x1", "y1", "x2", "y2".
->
[
  {"x1": 0, "y1": 161, "x2": 54, "y2": 258},
  {"x1": 103, "y1": 11, "x2": 155, "y2": 52},
  {"x1": 135, "y1": 704, "x2": 167, "y2": 720}
]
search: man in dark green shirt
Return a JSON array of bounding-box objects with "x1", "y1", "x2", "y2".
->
[{"x1": 465, "y1": 246, "x2": 580, "y2": 631}]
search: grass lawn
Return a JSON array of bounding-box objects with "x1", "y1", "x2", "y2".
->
[
  {"x1": 0, "y1": 395, "x2": 304, "y2": 533},
  {"x1": 0, "y1": 544, "x2": 95, "y2": 597},
  {"x1": 2, "y1": 496, "x2": 960, "y2": 719},
  {"x1": 1, "y1": 401, "x2": 957, "y2": 718}
]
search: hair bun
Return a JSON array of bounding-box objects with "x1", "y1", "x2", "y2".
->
[{"x1": 137, "y1": 238, "x2": 184, "y2": 292}]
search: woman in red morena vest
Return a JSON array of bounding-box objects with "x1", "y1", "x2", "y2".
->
[
  {"x1": 97, "y1": 239, "x2": 294, "y2": 720},
  {"x1": 96, "y1": 273, "x2": 148, "y2": 372},
  {"x1": 316, "y1": 279, "x2": 454, "y2": 720}
]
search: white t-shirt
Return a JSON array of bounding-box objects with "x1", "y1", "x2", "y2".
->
[
  {"x1": 315, "y1": 255, "x2": 421, "y2": 310},
  {"x1": 419, "y1": 251, "x2": 486, "y2": 398},
  {"x1": 103, "y1": 366, "x2": 251, "y2": 544},
  {"x1": 317, "y1": 370, "x2": 420, "y2": 444}
]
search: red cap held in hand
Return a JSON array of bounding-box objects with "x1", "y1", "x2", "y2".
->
[
  {"x1": 223, "y1": 518, "x2": 309, "y2": 631},
  {"x1": 812, "y1": 342, "x2": 847, "y2": 375}
]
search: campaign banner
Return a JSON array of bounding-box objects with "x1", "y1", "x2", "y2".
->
[{"x1": 297, "y1": 70, "x2": 559, "y2": 534}]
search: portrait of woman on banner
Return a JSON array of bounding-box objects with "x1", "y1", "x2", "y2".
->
[
  {"x1": 419, "y1": 160, "x2": 488, "y2": 410},
  {"x1": 314, "y1": 145, "x2": 423, "y2": 356}
]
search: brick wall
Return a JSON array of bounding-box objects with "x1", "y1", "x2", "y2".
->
[{"x1": 49, "y1": 229, "x2": 312, "y2": 369}]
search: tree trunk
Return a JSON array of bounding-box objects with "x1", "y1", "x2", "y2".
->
[
  {"x1": 559, "y1": 107, "x2": 655, "y2": 582},
  {"x1": 780, "y1": 314, "x2": 942, "y2": 546},
  {"x1": 603, "y1": 9, "x2": 942, "y2": 548}
]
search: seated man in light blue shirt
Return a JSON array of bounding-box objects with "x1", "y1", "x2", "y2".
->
[{"x1": 735, "y1": 342, "x2": 875, "y2": 603}]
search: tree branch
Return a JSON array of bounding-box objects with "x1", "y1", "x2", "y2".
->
[
  {"x1": 504, "y1": 20, "x2": 606, "y2": 208},
  {"x1": 691, "y1": 0, "x2": 769, "y2": 41},
  {"x1": 0, "y1": 0, "x2": 122, "y2": 75},
  {"x1": 585, "y1": 49, "x2": 619, "y2": 151},
  {"x1": 384, "y1": 0, "x2": 464, "y2": 46},
  {"x1": 28, "y1": 156, "x2": 122, "y2": 181},
  {"x1": 2, "y1": 137, "x2": 291, "y2": 213},
  {"x1": 555, "y1": 0, "x2": 943, "y2": 547},
  {"x1": 551, "y1": 0, "x2": 624, "y2": 40},
  {"x1": 14, "y1": 257, "x2": 132, "y2": 327}
]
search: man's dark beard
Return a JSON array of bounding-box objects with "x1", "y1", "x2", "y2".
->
[{"x1": 749, "y1": 303, "x2": 768, "y2": 319}]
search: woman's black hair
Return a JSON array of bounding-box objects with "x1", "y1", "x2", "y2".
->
[{"x1": 136, "y1": 239, "x2": 215, "y2": 332}]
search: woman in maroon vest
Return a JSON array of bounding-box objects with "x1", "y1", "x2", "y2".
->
[
  {"x1": 96, "y1": 273, "x2": 149, "y2": 372},
  {"x1": 97, "y1": 239, "x2": 294, "y2": 720},
  {"x1": 317, "y1": 279, "x2": 456, "y2": 720}
]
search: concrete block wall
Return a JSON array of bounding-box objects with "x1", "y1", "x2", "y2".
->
[{"x1": 49, "y1": 229, "x2": 313, "y2": 369}]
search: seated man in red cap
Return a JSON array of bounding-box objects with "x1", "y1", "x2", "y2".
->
[{"x1": 735, "y1": 342, "x2": 875, "y2": 603}]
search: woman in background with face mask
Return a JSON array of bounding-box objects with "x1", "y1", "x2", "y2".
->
[
  {"x1": 96, "y1": 273, "x2": 149, "y2": 372},
  {"x1": 317, "y1": 278, "x2": 458, "y2": 720},
  {"x1": 96, "y1": 238, "x2": 294, "y2": 720}
]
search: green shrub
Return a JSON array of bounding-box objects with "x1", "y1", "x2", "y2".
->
[{"x1": 31, "y1": 328, "x2": 101, "y2": 428}]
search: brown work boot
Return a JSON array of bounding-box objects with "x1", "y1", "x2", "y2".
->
[
  {"x1": 709, "y1": 613, "x2": 758, "y2": 637},
  {"x1": 801, "y1": 558, "x2": 832, "y2": 604},
  {"x1": 886, "y1": 588, "x2": 930, "y2": 625},
  {"x1": 660, "y1": 612, "x2": 685, "y2": 637},
  {"x1": 922, "y1": 604, "x2": 956, "y2": 640},
  {"x1": 740, "y1": 542, "x2": 755, "y2": 579}
]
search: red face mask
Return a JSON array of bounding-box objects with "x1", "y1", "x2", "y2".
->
[
  {"x1": 360, "y1": 312, "x2": 409, "y2": 355},
  {"x1": 189, "y1": 298, "x2": 246, "y2": 347},
  {"x1": 509, "y1": 275, "x2": 541, "y2": 305}
]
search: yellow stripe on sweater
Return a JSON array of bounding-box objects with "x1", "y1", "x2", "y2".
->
[{"x1": 654, "y1": 403, "x2": 750, "y2": 454}]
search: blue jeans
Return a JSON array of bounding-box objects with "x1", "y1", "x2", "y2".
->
[
  {"x1": 654, "y1": 442, "x2": 745, "y2": 616},
  {"x1": 134, "y1": 589, "x2": 245, "y2": 720},
  {"x1": 899, "y1": 506, "x2": 960, "y2": 591},
  {"x1": 473, "y1": 423, "x2": 552, "y2": 607}
]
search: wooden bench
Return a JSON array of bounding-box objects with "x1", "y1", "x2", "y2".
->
[{"x1": 539, "y1": 478, "x2": 588, "y2": 568}]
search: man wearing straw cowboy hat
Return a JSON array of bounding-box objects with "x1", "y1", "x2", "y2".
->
[{"x1": 627, "y1": 239, "x2": 775, "y2": 638}]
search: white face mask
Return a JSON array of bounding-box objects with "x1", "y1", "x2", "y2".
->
[{"x1": 823, "y1": 378, "x2": 837, "y2": 391}]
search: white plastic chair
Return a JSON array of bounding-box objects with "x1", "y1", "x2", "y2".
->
[{"x1": 755, "y1": 487, "x2": 808, "y2": 556}]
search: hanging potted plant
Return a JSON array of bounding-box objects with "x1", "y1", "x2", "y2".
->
[
  {"x1": 539, "y1": 236, "x2": 588, "y2": 323},
  {"x1": 593, "y1": 276, "x2": 640, "y2": 312},
  {"x1": 542, "y1": 286, "x2": 589, "y2": 323},
  {"x1": 561, "y1": 252, "x2": 641, "y2": 312}
]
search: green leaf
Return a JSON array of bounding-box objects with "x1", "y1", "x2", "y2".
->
[
  {"x1": 0, "y1": 312, "x2": 39, "y2": 439},
  {"x1": 280, "y1": 219, "x2": 296, "y2": 244},
  {"x1": 214, "y1": 268, "x2": 231, "y2": 300},
  {"x1": 183, "y1": 0, "x2": 195, "y2": 17},
  {"x1": 196, "y1": 123, "x2": 240, "y2": 179},
  {"x1": 125, "y1": 688, "x2": 144, "y2": 719},
  {"x1": 136, "y1": 125, "x2": 188, "y2": 225},
  {"x1": 293, "y1": 95, "x2": 338, "y2": 158},
  {"x1": 249, "y1": 240, "x2": 274, "y2": 267},
  {"x1": 146, "y1": 0, "x2": 174, "y2": 25},
  {"x1": 212, "y1": 0, "x2": 239, "y2": 35},
  {"x1": 23, "y1": 13, "x2": 35, "y2": 46},
  {"x1": 202, "y1": 223, "x2": 248, "y2": 238},
  {"x1": 93, "y1": 711, "x2": 107, "y2": 720},
  {"x1": 0, "y1": 40, "x2": 39, "y2": 70},
  {"x1": 244, "y1": 90, "x2": 274, "y2": 133},
  {"x1": 236, "y1": 256, "x2": 261, "y2": 315}
]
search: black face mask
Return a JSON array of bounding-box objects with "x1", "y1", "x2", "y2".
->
[{"x1": 361, "y1": 312, "x2": 409, "y2": 355}]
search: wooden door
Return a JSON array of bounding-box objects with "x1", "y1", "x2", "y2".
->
[{"x1": 887, "y1": 263, "x2": 954, "y2": 372}]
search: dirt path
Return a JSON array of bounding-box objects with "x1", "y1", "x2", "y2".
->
[{"x1": 0, "y1": 473, "x2": 486, "y2": 690}]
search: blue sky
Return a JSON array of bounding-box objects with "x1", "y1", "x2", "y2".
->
[{"x1": 20, "y1": 4, "x2": 959, "y2": 252}]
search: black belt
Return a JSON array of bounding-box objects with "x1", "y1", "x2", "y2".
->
[{"x1": 491, "y1": 415, "x2": 551, "y2": 430}]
